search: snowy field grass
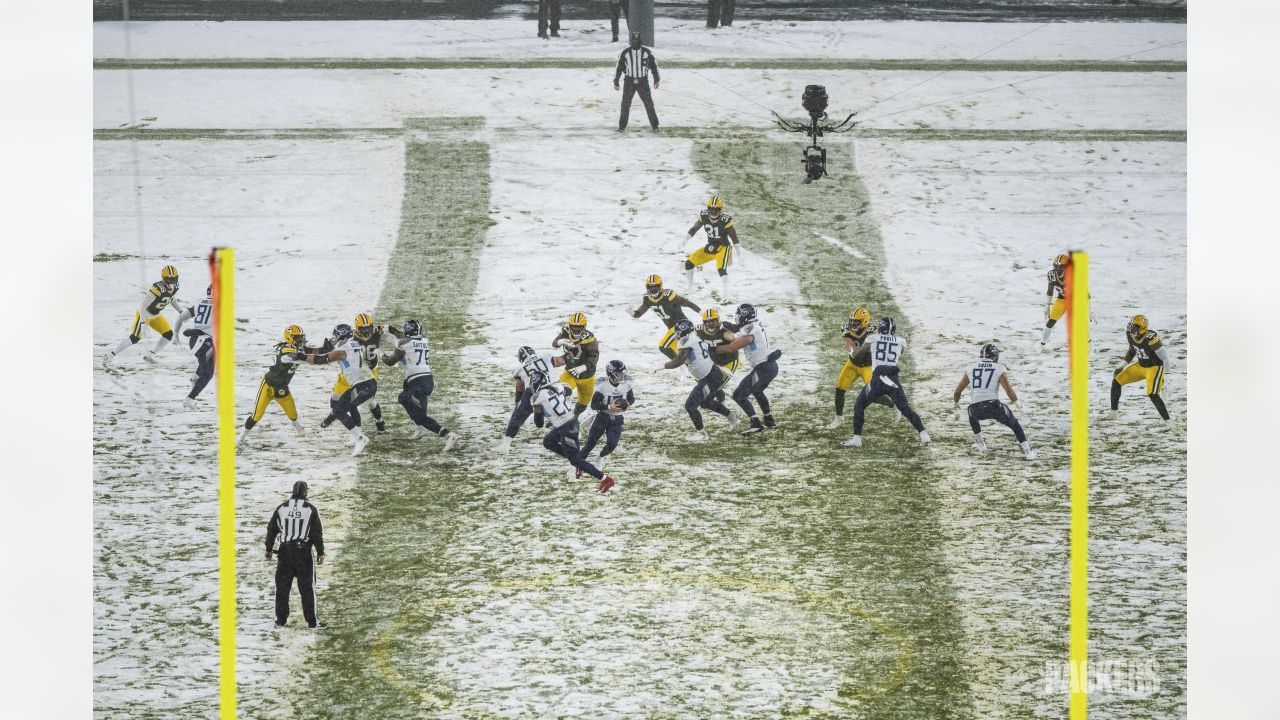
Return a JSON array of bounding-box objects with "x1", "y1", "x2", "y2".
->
[{"x1": 94, "y1": 19, "x2": 1184, "y2": 719}]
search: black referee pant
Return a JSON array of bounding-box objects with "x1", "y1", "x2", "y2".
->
[
  {"x1": 537, "y1": 0, "x2": 561, "y2": 37},
  {"x1": 275, "y1": 541, "x2": 318, "y2": 626},
  {"x1": 707, "y1": 0, "x2": 736, "y2": 27},
  {"x1": 620, "y1": 76, "x2": 659, "y2": 131}
]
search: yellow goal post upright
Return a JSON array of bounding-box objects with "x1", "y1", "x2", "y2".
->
[
  {"x1": 210, "y1": 248, "x2": 237, "y2": 719},
  {"x1": 1064, "y1": 250, "x2": 1089, "y2": 720}
]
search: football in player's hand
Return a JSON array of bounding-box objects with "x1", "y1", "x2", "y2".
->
[{"x1": 610, "y1": 400, "x2": 629, "y2": 412}]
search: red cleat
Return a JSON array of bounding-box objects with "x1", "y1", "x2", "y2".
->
[{"x1": 597, "y1": 475, "x2": 616, "y2": 493}]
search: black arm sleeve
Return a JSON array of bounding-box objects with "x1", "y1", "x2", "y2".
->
[
  {"x1": 309, "y1": 504, "x2": 324, "y2": 556},
  {"x1": 615, "y1": 52, "x2": 626, "y2": 83},
  {"x1": 626, "y1": 389, "x2": 636, "y2": 406},
  {"x1": 590, "y1": 391, "x2": 608, "y2": 412},
  {"x1": 647, "y1": 49, "x2": 659, "y2": 82},
  {"x1": 266, "y1": 507, "x2": 281, "y2": 551}
]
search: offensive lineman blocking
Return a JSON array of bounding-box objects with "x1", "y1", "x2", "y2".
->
[{"x1": 843, "y1": 317, "x2": 930, "y2": 448}]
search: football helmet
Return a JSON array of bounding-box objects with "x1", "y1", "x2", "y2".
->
[
  {"x1": 402, "y1": 319, "x2": 422, "y2": 338},
  {"x1": 1053, "y1": 253, "x2": 1070, "y2": 270},
  {"x1": 566, "y1": 312, "x2": 588, "y2": 340},
  {"x1": 980, "y1": 343, "x2": 1000, "y2": 362},
  {"x1": 205, "y1": 285, "x2": 212, "y2": 298},
  {"x1": 517, "y1": 345, "x2": 537, "y2": 363},
  {"x1": 878, "y1": 316, "x2": 897, "y2": 336},
  {"x1": 1127, "y1": 314, "x2": 1149, "y2": 337},
  {"x1": 701, "y1": 308, "x2": 721, "y2": 332},
  {"x1": 160, "y1": 265, "x2": 179, "y2": 287},
  {"x1": 332, "y1": 323, "x2": 353, "y2": 343},
  {"x1": 353, "y1": 312, "x2": 376, "y2": 340},
  {"x1": 527, "y1": 369, "x2": 550, "y2": 393},
  {"x1": 283, "y1": 324, "x2": 306, "y2": 348},
  {"x1": 606, "y1": 359, "x2": 627, "y2": 385},
  {"x1": 674, "y1": 318, "x2": 695, "y2": 338},
  {"x1": 707, "y1": 195, "x2": 724, "y2": 220},
  {"x1": 735, "y1": 303, "x2": 757, "y2": 325},
  {"x1": 849, "y1": 306, "x2": 872, "y2": 332},
  {"x1": 645, "y1": 274, "x2": 664, "y2": 300}
]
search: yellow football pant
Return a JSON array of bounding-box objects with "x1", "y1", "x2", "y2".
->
[
  {"x1": 332, "y1": 367, "x2": 380, "y2": 396},
  {"x1": 1048, "y1": 297, "x2": 1066, "y2": 322},
  {"x1": 1114, "y1": 362, "x2": 1165, "y2": 396},
  {"x1": 130, "y1": 312, "x2": 172, "y2": 341},
  {"x1": 687, "y1": 243, "x2": 733, "y2": 271},
  {"x1": 560, "y1": 371, "x2": 596, "y2": 406},
  {"x1": 252, "y1": 379, "x2": 298, "y2": 422},
  {"x1": 836, "y1": 359, "x2": 873, "y2": 391},
  {"x1": 659, "y1": 326, "x2": 679, "y2": 355}
]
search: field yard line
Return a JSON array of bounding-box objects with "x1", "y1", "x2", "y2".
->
[{"x1": 818, "y1": 232, "x2": 869, "y2": 260}]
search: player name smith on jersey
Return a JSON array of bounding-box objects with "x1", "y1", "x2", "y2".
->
[{"x1": 397, "y1": 337, "x2": 433, "y2": 379}]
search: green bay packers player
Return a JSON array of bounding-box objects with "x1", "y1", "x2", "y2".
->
[
  {"x1": 1040, "y1": 253, "x2": 1069, "y2": 348},
  {"x1": 103, "y1": 265, "x2": 186, "y2": 368},
  {"x1": 552, "y1": 312, "x2": 600, "y2": 416},
  {"x1": 1111, "y1": 314, "x2": 1173, "y2": 421},
  {"x1": 678, "y1": 195, "x2": 744, "y2": 299},
  {"x1": 829, "y1": 306, "x2": 874, "y2": 428},
  {"x1": 631, "y1": 274, "x2": 701, "y2": 359},
  {"x1": 697, "y1": 308, "x2": 740, "y2": 374},
  {"x1": 236, "y1": 325, "x2": 322, "y2": 448},
  {"x1": 319, "y1": 313, "x2": 390, "y2": 434}
]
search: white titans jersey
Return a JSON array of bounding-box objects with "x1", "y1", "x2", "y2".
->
[
  {"x1": 514, "y1": 351, "x2": 557, "y2": 387},
  {"x1": 866, "y1": 333, "x2": 906, "y2": 370},
  {"x1": 337, "y1": 338, "x2": 375, "y2": 385},
  {"x1": 968, "y1": 361, "x2": 1006, "y2": 403},
  {"x1": 398, "y1": 337, "x2": 433, "y2": 380},
  {"x1": 189, "y1": 297, "x2": 213, "y2": 335},
  {"x1": 534, "y1": 382, "x2": 578, "y2": 429},
  {"x1": 737, "y1": 319, "x2": 772, "y2": 367},
  {"x1": 678, "y1": 333, "x2": 717, "y2": 380},
  {"x1": 596, "y1": 377, "x2": 635, "y2": 416}
]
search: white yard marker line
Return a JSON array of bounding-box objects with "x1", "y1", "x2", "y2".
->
[{"x1": 818, "y1": 232, "x2": 868, "y2": 260}]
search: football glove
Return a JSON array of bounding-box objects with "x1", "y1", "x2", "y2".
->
[{"x1": 568, "y1": 366, "x2": 589, "y2": 379}]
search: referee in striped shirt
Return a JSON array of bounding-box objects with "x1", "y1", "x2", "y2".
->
[
  {"x1": 266, "y1": 481, "x2": 326, "y2": 628},
  {"x1": 614, "y1": 32, "x2": 660, "y2": 133}
]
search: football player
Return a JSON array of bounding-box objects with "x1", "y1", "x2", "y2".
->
[
  {"x1": 103, "y1": 265, "x2": 186, "y2": 368},
  {"x1": 697, "y1": 307, "x2": 740, "y2": 374},
  {"x1": 952, "y1": 343, "x2": 1036, "y2": 460},
  {"x1": 319, "y1": 313, "x2": 390, "y2": 434},
  {"x1": 551, "y1": 312, "x2": 599, "y2": 416},
  {"x1": 679, "y1": 195, "x2": 744, "y2": 299},
  {"x1": 716, "y1": 304, "x2": 783, "y2": 435},
  {"x1": 578, "y1": 360, "x2": 635, "y2": 472},
  {"x1": 173, "y1": 285, "x2": 214, "y2": 409},
  {"x1": 631, "y1": 274, "x2": 701, "y2": 359},
  {"x1": 297, "y1": 322, "x2": 377, "y2": 455},
  {"x1": 1110, "y1": 314, "x2": 1173, "y2": 421},
  {"x1": 829, "y1": 306, "x2": 874, "y2": 428},
  {"x1": 529, "y1": 370, "x2": 617, "y2": 493},
  {"x1": 381, "y1": 319, "x2": 456, "y2": 450},
  {"x1": 497, "y1": 345, "x2": 567, "y2": 453},
  {"x1": 235, "y1": 324, "x2": 320, "y2": 448},
  {"x1": 1040, "y1": 253, "x2": 1069, "y2": 348},
  {"x1": 842, "y1": 317, "x2": 930, "y2": 448},
  {"x1": 663, "y1": 318, "x2": 739, "y2": 441}
]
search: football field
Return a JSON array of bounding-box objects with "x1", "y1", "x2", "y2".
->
[{"x1": 93, "y1": 19, "x2": 1185, "y2": 719}]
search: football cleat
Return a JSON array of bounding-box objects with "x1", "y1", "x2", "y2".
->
[
  {"x1": 351, "y1": 434, "x2": 370, "y2": 456},
  {"x1": 183, "y1": 397, "x2": 197, "y2": 411},
  {"x1": 645, "y1": 274, "x2": 664, "y2": 299},
  {"x1": 344, "y1": 434, "x2": 357, "y2": 447},
  {"x1": 143, "y1": 351, "x2": 158, "y2": 364},
  {"x1": 161, "y1": 264, "x2": 180, "y2": 287},
  {"x1": 826, "y1": 416, "x2": 844, "y2": 429},
  {"x1": 878, "y1": 316, "x2": 897, "y2": 336},
  {"x1": 971, "y1": 436, "x2": 988, "y2": 452},
  {"x1": 568, "y1": 467, "x2": 578, "y2": 481},
  {"x1": 598, "y1": 475, "x2": 616, "y2": 493},
  {"x1": 842, "y1": 435, "x2": 863, "y2": 448},
  {"x1": 605, "y1": 359, "x2": 627, "y2": 385},
  {"x1": 686, "y1": 429, "x2": 709, "y2": 442},
  {"x1": 292, "y1": 420, "x2": 305, "y2": 437},
  {"x1": 1021, "y1": 441, "x2": 1037, "y2": 460},
  {"x1": 741, "y1": 418, "x2": 764, "y2": 435},
  {"x1": 375, "y1": 421, "x2": 387, "y2": 434},
  {"x1": 236, "y1": 428, "x2": 251, "y2": 448},
  {"x1": 763, "y1": 414, "x2": 776, "y2": 428},
  {"x1": 673, "y1": 318, "x2": 695, "y2": 338},
  {"x1": 495, "y1": 435, "x2": 512, "y2": 454},
  {"x1": 919, "y1": 430, "x2": 931, "y2": 447},
  {"x1": 707, "y1": 195, "x2": 724, "y2": 220},
  {"x1": 735, "y1": 303, "x2": 757, "y2": 325},
  {"x1": 443, "y1": 433, "x2": 457, "y2": 451},
  {"x1": 410, "y1": 426, "x2": 428, "y2": 440},
  {"x1": 1127, "y1": 314, "x2": 1149, "y2": 338},
  {"x1": 980, "y1": 343, "x2": 1000, "y2": 362},
  {"x1": 726, "y1": 407, "x2": 743, "y2": 427},
  {"x1": 354, "y1": 312, "x2": 376, "y2": 340}
]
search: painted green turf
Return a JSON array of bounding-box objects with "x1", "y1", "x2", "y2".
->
[{"x1": 280, "y1": 132, "x2": 978, "y2": 718}]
